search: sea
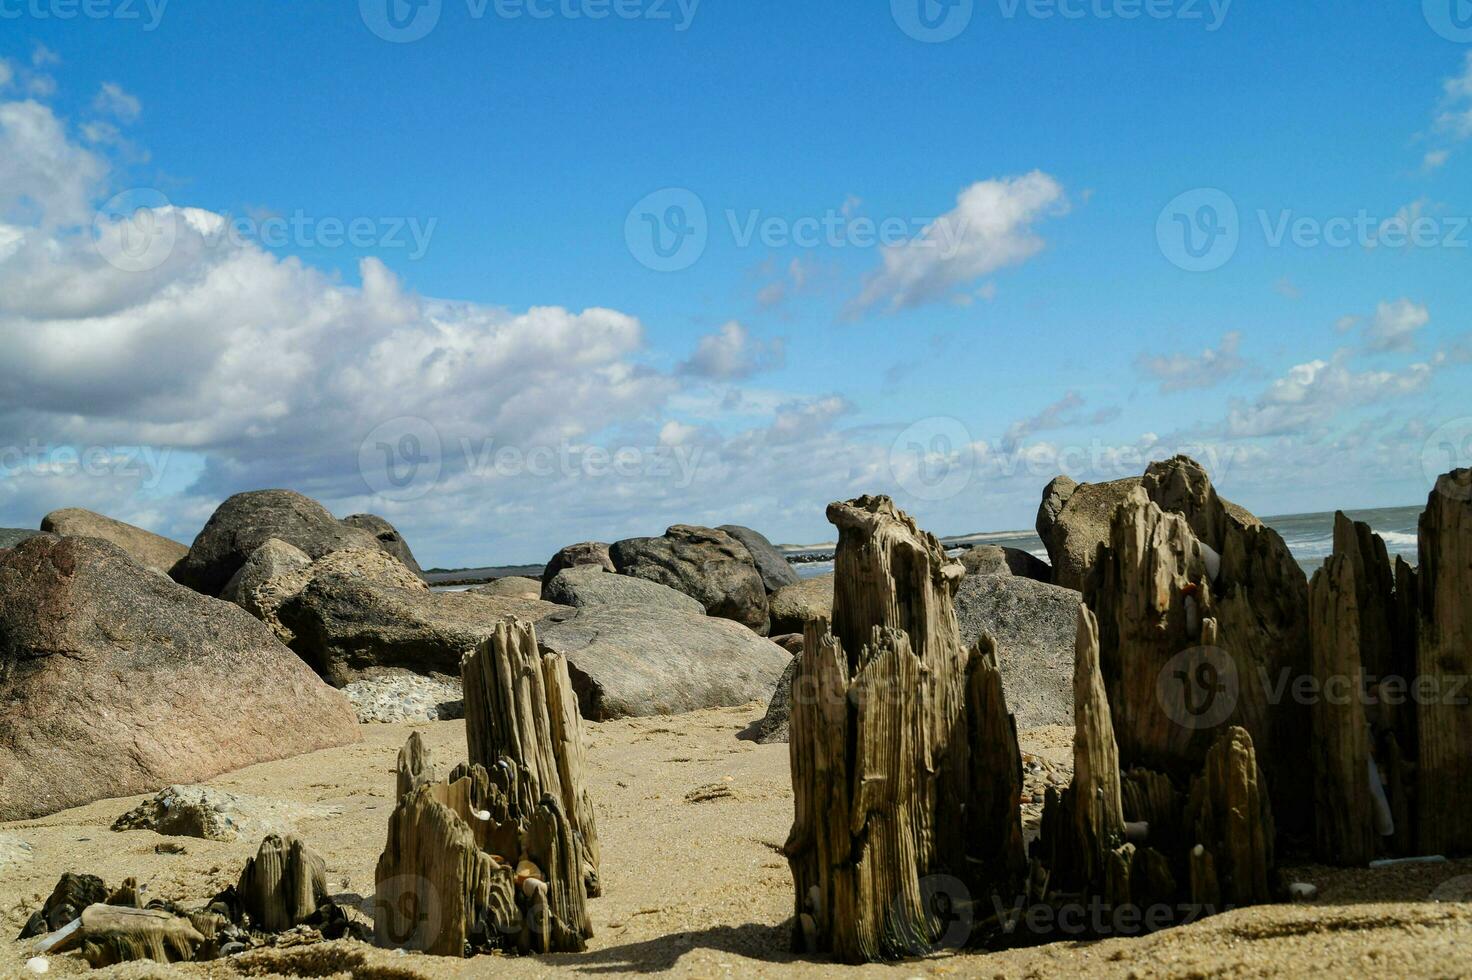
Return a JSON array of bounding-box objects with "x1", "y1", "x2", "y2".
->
[
  {"x1": 782, "y1": 504, "x2": 1426, "y2": 581},
  {"x1": 427, "y1": 504, "x2": 1427, "y2": 589}
]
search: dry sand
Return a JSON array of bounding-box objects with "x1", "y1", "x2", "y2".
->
[{"x1": 4, "y1": 705, "x2": 1472, "y2": 979}]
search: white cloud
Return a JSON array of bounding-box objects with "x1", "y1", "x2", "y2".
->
[
  {"x1": 1365, "y1": 298, "x2": 1430, "y2": 352},
  {"x1": 1224, "y1": 352, "x2": 1437, "y2": 439},
  {"x1": 32, "y1": 44, "x2": 60, "y2": 68},
  {"x1": 1002, "y1": 392, "x2": 1118, "y2": 451},
  {"x1": 0, "y1": 59, "x2": 13, "y2": 90},
  {"x1": 0, "y1": 99, "x2": 108, "y2": 226},
  {"x1": 1135, "y1": 331, "x2": 1247, "y2": 392},
  {"x1": 850, "y1": 171, "x2": 1068, "y2": 314},
  {"x1": 93, "y1": 82, "x2": 141, "y2": 123},
  {"x1": 1423, "y1": 149, "x2": 1451, "y2": 172},
  {"x1": 678, "y1": 321, "x2": 785, "y2": 380}
]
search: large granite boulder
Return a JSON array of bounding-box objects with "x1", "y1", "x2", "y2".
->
[
  {"x1": 39, "y1": 508, "x2": 188, "y2": 575},
  {"x1": 543, "y1": 566, "x2": 705, "y2": 615},
  {"x1": 536, "y1": 604, "x2": 790, "y2": 720},
  {"x1": 960, "y1": 544, "x2": 1052, "y2": 583},
  {"x1": 0, "y1": 529, "x2": 44, "y2": 550},
  {"x1": 768, "y1": 572, "x2": 834, "y2": 635},
  {"x1": 0, "y1": 536, "x2": 359, "y2": 822},
  {"x1": 278, "y1": 570, "x2": 561, "y2": 687},
  {"x1": 340, "y1": 513, "x2": 423, "y2": 578},
  {"x1": 954, "y1": 573, "x2": 1080, "y2": 730},
  {"x1": 224, "y1": 545, "x2": 418, "y2": 645},
  {"x1": 610, "y1": 525, "x2": 769, "y2": 633},
  {"x1": 170, "y1": 490, "x2": 396, "y2": 596},
  {"x1": 541, "y1": 541, "x2": 615, "y2": 589},
  {"x1": 718, "y1": 525, "x2": 799, "y2": 593}
]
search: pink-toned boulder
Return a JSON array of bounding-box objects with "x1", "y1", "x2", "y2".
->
[{"x1": 0, "y1": 535, "x2": 360, "y2": 822}]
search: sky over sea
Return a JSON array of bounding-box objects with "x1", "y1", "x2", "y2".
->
[{"x1": 1, "y1": 2, "x2": 1470, "y2": 566}]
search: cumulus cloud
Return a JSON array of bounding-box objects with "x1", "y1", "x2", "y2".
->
[
  {"x1": 1223, "y1": 352, "x2": 1438, "y2": 439},
  {"x1": 849, "y1": 172, "x2": 1068, "y2": 315},
  {"x1": 1135, "y1": 331, "x2": 1247, "y2": 392},
  {"x1": 678, "y1": 322, "x2": 785, "y2": 380}
]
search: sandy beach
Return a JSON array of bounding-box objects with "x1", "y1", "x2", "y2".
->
[{"x1": 5, "y1": 705, "x2": 1472, "y2": 979}]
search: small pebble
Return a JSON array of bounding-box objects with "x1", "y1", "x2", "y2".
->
[{"x1": 25, "y1": 958, "x2": 48, "y2": 975}]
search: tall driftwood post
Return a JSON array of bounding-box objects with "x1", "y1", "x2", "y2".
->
[
  {"x1": 1070, "y1": 605, "x2": 1126, "y2": 893},
  {"x1": 1417, "y1": 469, "x2": 1472, "y2": 854},
  {"x1": 786, "y1": 496, "x2": 1025, "y2": 963}
]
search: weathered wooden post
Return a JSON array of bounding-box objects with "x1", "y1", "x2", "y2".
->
[{"x1": 786, "y1": 496, "x2": 1024, "y2": 962}]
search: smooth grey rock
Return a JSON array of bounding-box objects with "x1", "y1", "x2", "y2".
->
[
  {"x1": 610, "y1": 525, "x2": 769, "y2": 633},
  {"x1": 718, "y1": 525, "x2": 800, "y2": 593},
  {"x1": 0, "y1": 535, "x2": 360, "y2": 823},
  {"x1": 960, "y1": 545, "x2": 1052, "y2": 583},
  {"x1": 543, "y1": 566, "x2": 705, "y2": 615},
  {"x1": 171, "y1": 490, "x2": 395, "y2": 596},
  {"x1": 541, "y1": 541, "x2": 615, "y2": 589},
  {"x1": 471, "y1": 576, "x2": 543, "y2": 600},
  {"x1": 279, "y1": 571, "x2": 561, "y2": 687},
  {"x1": 768, "y1": 573, "x2": 834, "y2": 635},
  {"x1": 954, "y1": 574, "x2": 1081, "y2": 730},
  {"x1": 739, "y1": 654, "x2": 798, "y2": 745},
  {"x1": 221, "y1": 538, "x2": 313, "y2": 642},
  {"x1": 536, "y1": 604, "x2": 790, "y2": 721}
]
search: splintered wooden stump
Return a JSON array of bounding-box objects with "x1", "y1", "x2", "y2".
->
[
  {"x1": 1417, "y1": 469, "x2": 1472, "y2": 854},
  {"x1": 1086, "y1": 477, "x2": 1311, "y2": 840},
  {"x1": 77, "y1": 904, "x2": 206, "y2": 968},
  {"x1": 1185, "y1": 726, "x2": 1273, "y2": 907},
  {"x1": 1070, "y1": 605, "x2": 1126, "y2": 892},
  {"x1": 786, "y1": 496, "x2": 1025, "y2": 963},
  {"x1": 237, "y1": 834, "x2": 329, "y2": 933},
  {"x1": 374, "y1": 618, "x2": 599, "y2": 957},
  {"x1": 463, "y1": 619, "x2": 601, "y2": 896},
  {"x1": 375, "y1": 781, "x2": 518, "y2": 956}
]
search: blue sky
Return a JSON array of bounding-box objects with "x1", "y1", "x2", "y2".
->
[{"x1": 1, "y1": 1, "x2": 1470, "y2": 566}]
